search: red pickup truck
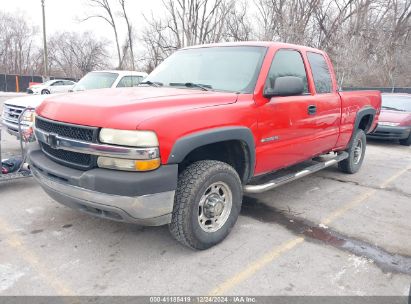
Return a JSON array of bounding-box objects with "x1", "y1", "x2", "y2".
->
[{"x1": 28, "y1": 42, "x2": 381, "y2": 249}]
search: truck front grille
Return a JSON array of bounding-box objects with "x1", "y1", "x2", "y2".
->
[
  {"x1": 35, "y1": 117, "x2": 99, "y2": 170},
  {"x1": 2, "y1": 104, "x2": 25, "y2": 129},
  {"x1": 35, "y1": 117, "x2": 97, "y2": 142},
  {"x1": 40, "y1": 142, "x2": 96, "y2": 170}
]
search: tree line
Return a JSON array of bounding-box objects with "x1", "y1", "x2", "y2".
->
[{"x1": 0, "y1": 0, "x2": 410, "y2": 87}]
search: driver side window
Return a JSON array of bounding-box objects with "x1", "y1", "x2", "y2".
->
[{"x1": 266, "y1": 49, "x2": 309, "y2": 93}]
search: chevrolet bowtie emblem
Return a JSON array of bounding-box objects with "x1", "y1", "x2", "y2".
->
[{"x1": 46, "y1": 133, "x2": 59, "y2": 149}]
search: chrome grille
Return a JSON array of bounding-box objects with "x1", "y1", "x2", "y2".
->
[
  {"x1": 40, "y1": 142, "x2": 96, "y2": 170},
  {"x1": 36, "y1": 116, "x2": 99, "y2": 170},
  {"x1": 2, "y1": 104, "x2": 25, "y2": 127},
  {"x1": 35, "y1": 117, "x2": 97, "y2": 142}
]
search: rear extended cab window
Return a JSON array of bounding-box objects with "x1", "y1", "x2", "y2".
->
[
  {"x1": 265, "y1": 49, "x2": 309, "y2": 93},
  {"x1": 307, "y1": 52, "x2": 333, "y2": 94}
]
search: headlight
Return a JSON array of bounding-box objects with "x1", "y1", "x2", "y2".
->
[
  {"x1": 21, "y1": 110, "x2": 36, "y2": 123},
  {"x1": 378, "y1": 122, "x2": 400, "y2": 127},
  {"x1": 99, "y1": 128, "x2": 159, "y2": 147},
  {"x1": 97, "y1": 157, "x2": 161, "y2": 171}
]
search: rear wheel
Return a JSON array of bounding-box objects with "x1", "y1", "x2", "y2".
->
[
  {"x1": 169, "y1": 160, "x2": 242, "y2": 250},
  {"x1": 399, "y1": 133, "x2": 411, "y2": 146},
  {"x1": 338, "y1": 129, "x2": 366, "y2": 174}
]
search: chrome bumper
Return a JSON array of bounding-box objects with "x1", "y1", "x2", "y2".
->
[
  {"x1": 1, "y1": 120, "x2": 30, "y2": 138},
  {"x1": 31, "y1": 165, "x2": 175, "y2": 226}
]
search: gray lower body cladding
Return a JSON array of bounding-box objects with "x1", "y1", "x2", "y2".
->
[{"x1": 28, "y1": 145, "x2": 178, "y2": 226}]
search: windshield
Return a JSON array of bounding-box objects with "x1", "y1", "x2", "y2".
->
[
  {"x1": 144, "y1": 46, "x2": 267, "y2": 93},
  {"x1": 382, "y1": 95, "x2": 411, "y2": 112},
  {"x1": 72, "y1": 72, "x2": 119, "y2": 91}
]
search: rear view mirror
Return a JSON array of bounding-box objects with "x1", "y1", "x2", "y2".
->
[{"x1": 264, "y1": 76, "x2": 304, "y2": 98}]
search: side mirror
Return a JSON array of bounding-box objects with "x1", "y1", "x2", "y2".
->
[{"x1": 263, "y1": 76, "x2": 304, "y2": 98}]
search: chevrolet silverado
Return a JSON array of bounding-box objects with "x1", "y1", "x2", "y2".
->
[{"x1": 28, "y1": 42, "x2": 381, "y2": 249}]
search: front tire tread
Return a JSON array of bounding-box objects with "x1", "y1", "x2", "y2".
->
[{"x1": 169, "y1": 160, "x2": 241, "y2": 250}]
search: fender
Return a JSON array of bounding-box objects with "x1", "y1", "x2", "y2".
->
[
  {"x1": 348, "y1": 107, "x2": 376, "y2": 146},
  {"x1": 167, "y1": 127, "x2": 256, "y2": 181},
  {"x1": 354, "y1": 107, "x2": 376, "y2": 133}
]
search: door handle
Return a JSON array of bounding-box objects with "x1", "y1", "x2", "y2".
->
[{"x1": 308, "y1": 105, "x2": 317, "y2": 115}]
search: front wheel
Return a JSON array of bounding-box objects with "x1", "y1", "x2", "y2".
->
[
  {"x1": 338, "y1": 129, "x2": 366, "y2": 174},
  {"x1": 41, "y1": 89, "x2": 50, "y2": 94},
  {"x1": 169, "y1": 160, "x2": 243, "y2": 250}
]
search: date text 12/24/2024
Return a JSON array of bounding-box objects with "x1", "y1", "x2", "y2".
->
[{"x1": 149, "y1": 297, "x2": 257, "y2": 303}]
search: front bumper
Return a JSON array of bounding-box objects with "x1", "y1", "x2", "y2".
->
[
  {"x1": 28, "y1": 146, "x2": 178, "y2": 226},
  {"x1": 367, "y1": 125, "x2": 411, "y2": 140},
  {"x1": 1, "y1": 119, "x2": 30, "y2": 138}
]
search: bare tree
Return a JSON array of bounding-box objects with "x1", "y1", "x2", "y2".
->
[
  {"x1": 0, "y1": 12, "x2": 38, "y2": 75},
  {"x1": 140, "y1": 0, "x2": 243, "y2": 71},
  {"x1": 162, "y1": 0, "x2": 235, "y2": 48},
  {"x1": 119, "y1": 0, "x2": 135, "y2": 70},
  {"x1": 1, "y1": 0, "x2": 410, "y2": 88},
  {"x1": 83, "y1": 0, "x2": 122, "y2": 69},
  {"x1": 254, "y1": 0, "x2": 321, "y2": 44},
  {"x1": 224, "y1": 1, "x2": 253, "y2": 41},
  {"x1": 140, "y1": 15, "x2": 174, "y2": 72},
  {"x1": 48, "y1": 31, "x2": 109, "y2": 78}
]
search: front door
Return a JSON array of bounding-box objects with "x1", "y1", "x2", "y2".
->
[{"x1": 255, "y1": 49, "x2": 319, "y2": 175}]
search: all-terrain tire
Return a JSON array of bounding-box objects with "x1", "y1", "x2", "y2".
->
[
  {"x1": 338, "y1": 129, "x2": 366, "y2": 174},
  {"x1": 169, "y1": 160, "x2": 243, "y2": 250}
]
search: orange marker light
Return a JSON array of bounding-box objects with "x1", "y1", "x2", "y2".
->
[{"x1": 134, "y1": 159, "x2": 161, "y2": 171}]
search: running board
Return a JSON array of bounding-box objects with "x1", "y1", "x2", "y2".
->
[{"x1": 244, "y1": 152, "x2": 349, "y2": 194}]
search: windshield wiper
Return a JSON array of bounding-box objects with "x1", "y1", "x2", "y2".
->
[
  {"x1": 382, "y1": 106, "x2": 405, "y2": 112},
  {"x1": 139, "y1": 80, "x2": 163, "y2": 87},
  {"x1": 169, "y1": 82, "x2": 212, "y2": 91}
]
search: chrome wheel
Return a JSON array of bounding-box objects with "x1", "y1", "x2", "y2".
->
[
  {"x1": 198, "y1": 182, "x2": 233, "y2": 233},
  {"x1": 353, "y1": 139, "x2": 363, "y2": 165}
]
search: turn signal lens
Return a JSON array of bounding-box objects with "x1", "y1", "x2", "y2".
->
[
  {"x1": 134, "y1": 159, "x2": 161, "y2": 171},
  {"x1": 97, "y1": 157, "x2": 161, "y2": 171}
]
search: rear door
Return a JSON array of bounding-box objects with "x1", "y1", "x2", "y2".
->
[{"x1": 306, "y1": 52, "x2": 341, "y2": 152}]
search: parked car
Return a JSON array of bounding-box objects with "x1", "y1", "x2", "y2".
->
[
  {"x1": 70, "y1": 70, "x2": 147, "y2": 92},
  {"x1": 2, "y1": 70, "x2": 148, "y2": 139},
  {"x1": 367, "y1": 94, "x2": 411, "y2": 146},
  {"x1": 28, "y1": 42, "x2": 381, "y2": 249},
  {"x1": 27, "y1": 79, "x2": 76, "y2": 95}
]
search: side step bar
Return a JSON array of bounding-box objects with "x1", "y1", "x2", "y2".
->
[{"x1": 244, "y1": 152, "x2": 349, "y2": 194}]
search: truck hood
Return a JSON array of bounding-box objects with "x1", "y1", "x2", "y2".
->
[
  {"x1": 379, "y1": 110, "x2": 411, "y2": 125},
  {"x1": 36, "y1": 87, "x2": 238, "y2": 129},
  {"x1": 4, "y1": 94, "x2": 56, "y2": 108}
]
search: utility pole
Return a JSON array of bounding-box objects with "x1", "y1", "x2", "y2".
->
[{"x1": 41, "y1": 0, "x2": 49, "y2": 80}]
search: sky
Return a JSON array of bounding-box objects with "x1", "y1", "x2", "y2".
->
[{"x1": 2, "y1": 0, "x2": 164, "y2": 61}]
